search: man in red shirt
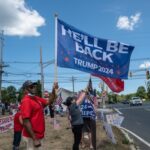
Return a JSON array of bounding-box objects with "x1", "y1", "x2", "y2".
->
[{"x1": 20, "y1": 80, "x2": 57, "y2": 150}]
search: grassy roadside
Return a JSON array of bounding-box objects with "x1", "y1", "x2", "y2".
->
[{"x1": 0, "y1": 115, "x2": 131, "y2": 150}]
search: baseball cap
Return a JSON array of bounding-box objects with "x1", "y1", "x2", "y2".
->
[{"x1": 22, "y1": 80, "x2": 37, "y2": 89}]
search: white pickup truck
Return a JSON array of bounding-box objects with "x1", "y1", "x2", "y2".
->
[{"x1": 130, "y1": 97, "x2": 143, "y2": 106}]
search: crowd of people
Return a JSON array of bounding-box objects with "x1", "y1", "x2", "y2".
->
[{"x1": 2, "y1": 80, "x2": 97, "y2": 150}]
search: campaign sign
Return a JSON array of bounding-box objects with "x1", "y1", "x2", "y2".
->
[
  {"x1": 0, "y1": 115, "x2": 14, "y2": 133},
  {"x1": 106, "y1": 113, "x2": 124, "y2": 127},
  {"x1": 57, "y1": 19, "x2": 134, "y2": 79}
]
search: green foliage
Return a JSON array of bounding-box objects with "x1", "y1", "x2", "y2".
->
[
  {"x1": 2, "y1": 86, "x2": 17, "y2": 103},
  {"x1": 1, "y1": 80, "x2": 42, "y2": 103},
  {"x1": 147, "y1": 81, "x2": 150, "y2": 100},
  {"x1": 122, "y1": 138, "x2": 130, "y2": 145},
  {"x1": 136, "y1": 86, "x2": 146, "y2": 99},
  {"x1": 36, "y1": 80, "x2": 42, "y2": 97},
  {"x1": 107, "y1": 92, "x2": 118, "y2": 103},
  {"x1": 1, "y1": 87, "x2": 9, "y2": 102}
]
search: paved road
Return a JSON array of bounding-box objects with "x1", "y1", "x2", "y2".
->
[{"x1": 110, "y1": 102, "x2": 150, "y2": 150}]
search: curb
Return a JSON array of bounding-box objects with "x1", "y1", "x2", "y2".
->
[{"x1": 120, "y1": 128, "x2": 136, "y2": 150}]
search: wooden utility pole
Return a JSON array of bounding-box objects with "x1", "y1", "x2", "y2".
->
[
  {"x1": 40, "y1": 47, "x2": 44, "y2": 98},
  {"x1": 0, "y1": 31, "x2": 4, "y2": 102},
  {"x1": 72, "y1": 76, "x2": 75, "y2": 93}
]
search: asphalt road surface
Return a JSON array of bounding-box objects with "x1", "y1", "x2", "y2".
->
[{"x1": 110, "y1": 102, "x2": 150, "y2": 150}]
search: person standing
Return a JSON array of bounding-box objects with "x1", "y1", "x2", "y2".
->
[
  {"x1": 49, "y1": 103, "x2": 55, "y2": 123},
  {"x1": 1, "y1": 102, "x2": 5, "y2": 115},
  {"x1": 20, "y1": 80, "x2": 57, "y2": 150},
  {"x1": 13, "y1": 106, "x2": 23, "y2": 150},
  {"x1": 63, "y1": 90, "x2": 86, "y2": 150},
  {"x1": 80, "y1": 93, "x2": 97, "y2": 150}
]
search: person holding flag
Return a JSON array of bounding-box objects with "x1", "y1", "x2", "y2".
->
[
  {"x1": 80, "y1": 77, "x2": 97, "y2": 150},
  {"x1": 20, "y1": 80, "x2": 58, "y2": 150},
  {"x1": 63, "y1": 89, "x2": 87, "y2": 150}
]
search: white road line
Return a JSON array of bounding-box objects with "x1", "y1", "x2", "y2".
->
[
  {"x1": 120, "y1": 126, "x2": 150, "y2": 148},
  {"x1": 145, "y1": 108, "x2": 150, "y2": 111},
  {"x1": 114, "y1": 108, "x2": 123, "y2": 115}
]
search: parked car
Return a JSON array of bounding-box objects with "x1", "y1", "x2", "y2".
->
[
  {"x1": 122, "y1": 100, "x2": 130, "y2": 104},
  {"x1": 130, "y1": 97, "x2": 143, "y2": 106}
]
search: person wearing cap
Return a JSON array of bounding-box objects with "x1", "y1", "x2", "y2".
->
[
  {"x1": 13, "y1": 106, "x2": 23, "y2": 150},
  {"x1": 20, "y1": 80, "x2": 57, "y2": 150},
  {"x1": 63, "y1": 90, "x2": 86, "y2": 150}
]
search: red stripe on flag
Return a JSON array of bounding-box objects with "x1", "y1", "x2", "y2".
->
[{"x1": 92, "y1": 74, "x2": 124, "y2": 93}]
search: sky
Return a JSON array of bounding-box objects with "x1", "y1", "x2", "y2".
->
[{"x1": 0, "y1": 0, "x2": 150, "y2": 94}]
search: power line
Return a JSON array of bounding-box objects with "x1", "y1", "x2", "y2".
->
[{"x1": 131, "y1": 58, "x2": 150, "y2": 61}]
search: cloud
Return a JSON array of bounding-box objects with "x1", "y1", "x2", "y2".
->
[
  {"x1": 0, "y1": 0, "x2": 45, "y2": 36},
  {"x1": 116, "y1": 13, "x2": 141, "y2": 31},
  {"x1": 139, "y1": 61, "x2": 150, "y2": 69}
]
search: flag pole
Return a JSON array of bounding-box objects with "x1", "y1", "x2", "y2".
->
[
  {"x1": 102, "y1": 81, "x2": 106, "y2": 108},
  {"x1": 54, "y1": 13, "x2": 58, "y2": 82},
  {"x1": 54, "y1": 14, "x2": 58, "y2": 127}
]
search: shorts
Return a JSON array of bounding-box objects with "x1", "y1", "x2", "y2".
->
[
  {"x1": 82, "y1": 118, "x2": 91, "y2": 133},
  {"x1": 23, "y1": 136, "x2": 43, "y2": 150}
]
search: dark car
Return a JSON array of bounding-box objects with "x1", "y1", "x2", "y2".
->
[{"x1": 122, "y1": 100, "x2": 129, "y2": 104}]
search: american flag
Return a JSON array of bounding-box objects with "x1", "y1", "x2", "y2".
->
[
  {"x1": 55, "y1": 93, "x2": 63, "y2": 105},
  {"x1": 87, "y1": 77, "x2": 98, "y2": 107},
  {"x1": 87, "y1": 76, "x2": 94, "y2": 95}
]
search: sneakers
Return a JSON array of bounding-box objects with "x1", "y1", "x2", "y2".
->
[
  {"x1": 90, "y1": 145, "x2": 94, "y2": 150},
  {"x1": 13, "y1": 146, "x2": 19, "y2": 150}
]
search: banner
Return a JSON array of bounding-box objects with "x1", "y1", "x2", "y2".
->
[
  {"x1": 57, "y1": 19, "x2": 134, "y2": 79},
  {"x1": 106, "y1": 113, "x2": 124, "y2": 127},
  {"x1": 92, "y1": 74, "x2": 124, "y2": 93},
  {"x1": 103, "y1": 122, "x2": 116, "y2": 144},
  {"x1": 0, "y1": 115, "x2": 14, "y2": 133}
]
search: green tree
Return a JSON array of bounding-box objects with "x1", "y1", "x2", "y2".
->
[
  {"x1": 107, "y1": 92, "x2": 118, "y2": 103},
  {"x1": 7, "y1": 86, "x2": 17, "y2": 103},
  {"x1": 1, "y1": 88, "x2": 9, "y2": 102},
  {"x1": 136, "y1": 86, "x2": 146, "y2": 99},
  {"x1": 147, "y1": 81, "x2": 150, "y2": 100},
  {"x1": 36, "y1": 80, "x2": 42, "y2": 97},
  {"x1": 2, "y1": 86, "x2": 17, "y2": 103}
]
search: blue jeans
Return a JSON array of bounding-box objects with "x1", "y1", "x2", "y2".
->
[{"x1": 13, "y1": 131, "x2": 22, "y2": 147}]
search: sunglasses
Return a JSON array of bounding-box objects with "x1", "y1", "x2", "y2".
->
[{"x1": 29, "y1": 85, "x2": 36, "y2": 89}]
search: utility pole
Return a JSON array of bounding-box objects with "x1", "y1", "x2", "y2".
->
[
  {"x1": 40, "y1": 47, "x2": 44, "y2": 98},
  {"x1": 101, "y1": 81, "x2": 106, "y2": 108},
  {"x1": 0, "y1": 30, "x2": 4, "y2": 102},
  {"x1": 71, "y1": 76, "x2": 76, "y2": 94}
]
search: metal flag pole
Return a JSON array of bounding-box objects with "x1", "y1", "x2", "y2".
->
[
  {"x1": 54, "y1": 14, "x2": 58, "y2": 82},
  {"x1": 101, "y1": 81, "x2": 106, "y2": 108}
]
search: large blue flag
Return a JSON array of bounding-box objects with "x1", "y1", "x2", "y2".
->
[{"x1": 57, "y1": 19, "x2": 134, "y2": 79}]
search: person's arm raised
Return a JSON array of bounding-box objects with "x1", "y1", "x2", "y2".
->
[
  {"x1": 47, "y1": 82, "x2": 58, "y2": 105},
  {"x1": 76, "y1": 91, "x2": 86, "y2": 105}
]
